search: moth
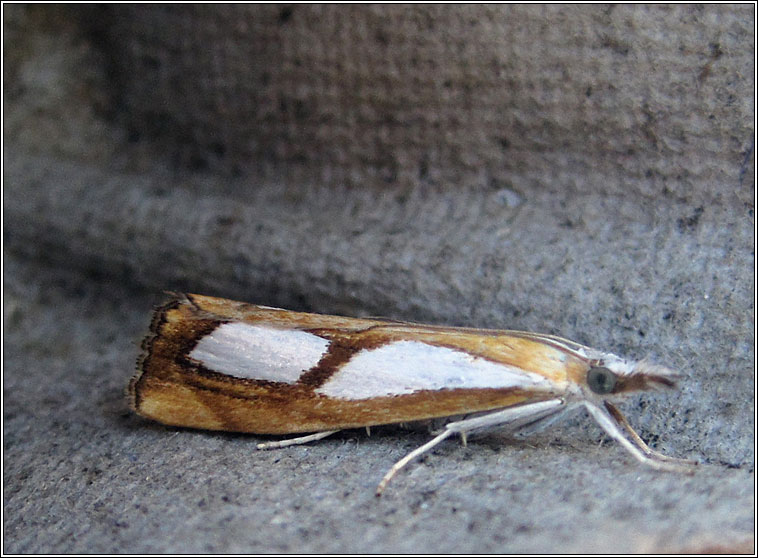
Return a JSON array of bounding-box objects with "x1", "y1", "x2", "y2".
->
[{"x1": 130, "y1": 293, "x2": 695, "y2": 494}]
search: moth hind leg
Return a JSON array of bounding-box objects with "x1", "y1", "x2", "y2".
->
[{"x1": 256, "y1": 430, "x2": 341, "y2": 450}]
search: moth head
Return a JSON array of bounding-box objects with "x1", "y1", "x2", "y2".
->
[{"x1": 585, "y1": 357, "x2": 681, "y2": 398}]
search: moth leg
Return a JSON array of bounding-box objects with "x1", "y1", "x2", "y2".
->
[
  {"x1": 443, "y1": 398, "x2": 566, "y2": 436},
  {"x1": 375, "y1": 398, "x2": 565, "y2": 496},
  {"x1": 512, "y1": 403, "x2": 575, "y2": 438},
  {"x1": 375, "y1": 429, "x2": 456, "y2": 496},
  {"x1": 583, "y1": 402, "x2": 695, "y2": 473},
  {"x1": 256, "y1": 430, "x2": 340, "y2": 450},
  {"x1": 603, "y1": 402, "x2": 698, "y2": 466}
]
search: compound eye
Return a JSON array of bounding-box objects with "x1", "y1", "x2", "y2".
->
[{"x1": 587, "y1": 366, "x2": 617, "y2": 394}]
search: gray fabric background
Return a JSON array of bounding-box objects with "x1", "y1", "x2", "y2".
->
[{"x1": 3, "y1": 4, "x2": 754, "y2": 553}]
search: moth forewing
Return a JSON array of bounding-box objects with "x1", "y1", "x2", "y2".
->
[
  {"x1": 130, "y1": 293, "x2": 583, "y2": 433},
  {"x1": 130, "y1": 293, "x2": 695, "y2": 494}
]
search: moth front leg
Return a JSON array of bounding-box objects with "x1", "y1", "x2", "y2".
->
[
  {"x1": 584, "y1": 402, "x2": 695, "y2": 472},
  {"x1": 603, "y1": 401, "x2": 698, "y2": 467}
]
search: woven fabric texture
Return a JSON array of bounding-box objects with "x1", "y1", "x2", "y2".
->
[{"x1": 3, "y1": 5, "x2": 754, "y2": 554}]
